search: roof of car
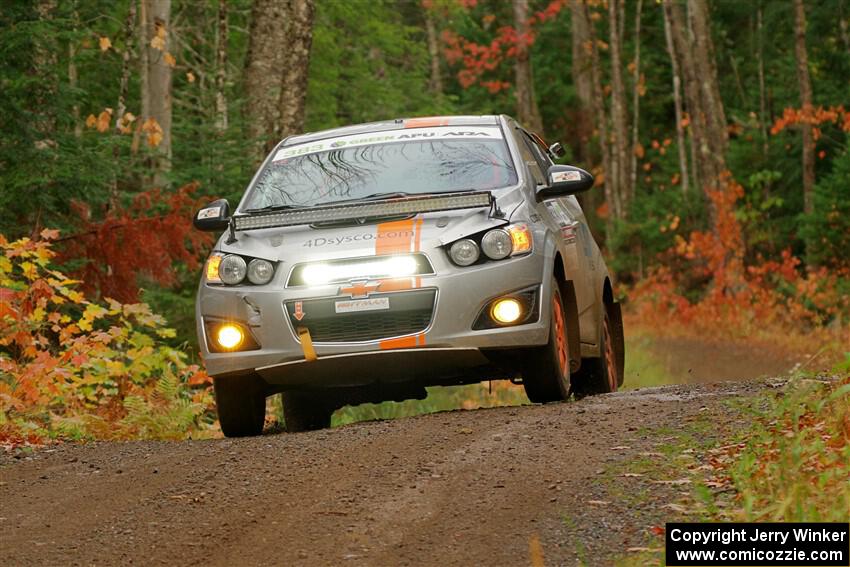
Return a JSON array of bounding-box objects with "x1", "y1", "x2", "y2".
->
[{"x1": 281, "y1": 115, "x2": 504, "y2": 147}]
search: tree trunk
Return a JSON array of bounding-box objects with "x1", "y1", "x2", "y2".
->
[
  {"x1": 244, "y1": 0, "x2": 290, "y2": 164},
  {"x1": 583, "y1": 1, "x2": 617, "y2": 228},
  {"x1": 608, "y1": 0, "x2": 630, "y2": 215},
  {"x1": 276, "y1": 0, "x2": 315, "y2": 142},
  {"x1": 140, "y1": 0, "x2": 173, "y2": 188},
  {"x1": 215, "y1": 0, "x2": 228, "y2": 134},
  {"x1": 424, "y1": 7, "x2": 443, "y2": 95},
  {"x1": 111, "y1": 1, "x2": 137, "y2": 206},
  {"x1": 69, "y1": 6, "x2": 82, "y2": 138},
  {"x1": 512, "y1": 0, "x2": 543, "y2": 132},
  {"x1": 629, "y1": 0, "x2": 643, "y2": 201},
  {"x1": 662, "y1": 0, "x2": 689, "y2": 195},
  {"x1": 569, "y1": 0, "x2": 594, "y2": 166},
  {"x1": 793, "y1": 0, "x2": 815, "y2": 214},
  {"x1": 33, "y1": 0, "x2": 58, "y2": 147},
  {"x1": 666, "y1": 0, "x2": 726, "y2": 200},
  {"x1": 757, "y1": 2, "x2": 769, "y2": 162},
  {"x1": 687, "y1": 0, "x2": 727, "y2": 158}
]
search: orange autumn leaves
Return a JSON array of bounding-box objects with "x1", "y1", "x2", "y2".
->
[
  {"x1": 85, "y1": 110, "x2": 163, "y2": 147},
  {"x1": 0, "y1": 231, "x2": 213, "y2": 444}
]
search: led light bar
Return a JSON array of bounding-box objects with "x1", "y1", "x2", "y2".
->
[
  {"x1": 288, "y1": 254, "x2": 433, "y2": 287},
  {"x1": 234, "y1": 191, "x2": 492, "y2": 231}
]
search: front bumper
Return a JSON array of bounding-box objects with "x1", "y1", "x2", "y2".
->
[{"x1": 197, "y1": 250, "x2": 552, "y2": 385}]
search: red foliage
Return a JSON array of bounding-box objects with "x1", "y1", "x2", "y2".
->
[
  {"x1": 440, "y1": 0, "x2": 565, "y2": 90},
  {"x1": 59, "y1": 182, "x2": 213, "y2": 302}
]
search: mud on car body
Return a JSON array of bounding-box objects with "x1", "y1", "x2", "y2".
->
[{"x1": 193, "y1": 115, "x2": 625, "y2": 437}]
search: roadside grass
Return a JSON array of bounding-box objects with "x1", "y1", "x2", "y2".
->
[{"x1": 611, "y1": 358, "x2": 850, "y2": 566}]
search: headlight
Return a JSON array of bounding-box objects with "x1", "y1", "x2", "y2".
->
[
  {"x1": 481, "y1": 229, "x2": 512, "y2": 260},
  {"x1": 247, "y1": 258, "x2": 274, "y2": 285},
  {"x1": 219, "y1": 254, "x2": 247, "y2": 285},
  {"x1": 449, "y1": 239, "x2": 480, "y2": 266}
]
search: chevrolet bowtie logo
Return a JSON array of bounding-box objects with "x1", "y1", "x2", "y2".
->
[{"x1": 339, "y1": 281, "x2": 380, "y2": 298}]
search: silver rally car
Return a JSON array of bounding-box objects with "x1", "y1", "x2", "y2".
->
[{"x1": 193, "y1": 115, "x2": 624, "y2": 437}]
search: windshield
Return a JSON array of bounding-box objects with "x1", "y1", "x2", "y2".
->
[{"x1": 241, "y1": 128, "x2": 517, "y2": 210}]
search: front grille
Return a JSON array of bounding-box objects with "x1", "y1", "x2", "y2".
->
[{"x1": 285, "y1": 289, "x2": 436, "y2": 343}]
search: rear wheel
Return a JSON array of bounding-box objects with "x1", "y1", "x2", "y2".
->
[
  {"x1": 214, "y1": 375, "x2": 267, "y2": 437},
  {"x1": 283, "y1": 391, "x2": 334, "y2": 432},
  {"x1": 522, "y1": 278, "x2": 571, "y2": 403},
  {"x1": 571, "y1": 304, "x2": 622, "y2": 397}
]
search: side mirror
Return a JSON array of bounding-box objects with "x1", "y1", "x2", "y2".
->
[
  {"x1": 548, "y1": 142, "x2": 566, "y2": 159},
  {"x1": 193, "y1": 199, "x2": 231, "y2": 231},
  {"x1": 537, "y1": 165, "x2": 594, "y2": 199}
]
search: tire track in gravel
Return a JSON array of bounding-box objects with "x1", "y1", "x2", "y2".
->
[{"x1": 1, "y1": 380, "x2": 769, "y2": 566}]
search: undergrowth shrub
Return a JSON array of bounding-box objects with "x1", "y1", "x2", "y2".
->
[
  {"x1": 730, "y1": 373, "x2": 850, "y2": 522},
  {"x1": 0, "y1": 230, "x2": 214, "y2": 445}
]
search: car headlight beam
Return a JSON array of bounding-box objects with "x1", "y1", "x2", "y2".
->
[{"x1": 301, "y1": 255, "x2": 420, "y2": 286}]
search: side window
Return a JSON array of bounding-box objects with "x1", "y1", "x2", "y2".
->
[
  {"x1": 522, "y1": 131, "x2": 553, "y2": 171},
  {"x1": 515, "y1": 132, "x2": 546, "y2": 185}
]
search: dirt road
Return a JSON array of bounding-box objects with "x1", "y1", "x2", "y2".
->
[{"x1": 0, "y1": 380, "x2": 774, "y2": 566}]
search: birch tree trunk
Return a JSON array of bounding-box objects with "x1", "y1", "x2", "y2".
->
[
  {"x1": 583, "y1": 1, "x2": 617, "y2": 227},
  {"x1": 244, "y1": 0, "x2": 289, "y2": 164},
  {"x1": 425, "y1": 7, "x2": 443, "y2": 95},
  {"x1": 215, "y1": 0, "x2": 228, "y2": 134},
  {"x1": 629, "y1": 0, "x2": 643, "y2": 200},
  {"x1": 608, "y1": 0, "x2": 630, "y2": 214},
  {"x1": 512, "y1": 0, "x2": 543, "y2": 133},
  {"x1": 140, "y1": 0, "x2": 173, "y2": 188},
  {"x1": 793, "y1": 0, "x2": 815, "y2": 214},
  {"x1": 757, "y1": 3, "x2": 769, "y2": 162},
  {"x1": 276, "y1": 0, "x2": 315, "y2": 142},
  {"x1": 662, "y1": 0, "x2": 690, "y2": 195}
]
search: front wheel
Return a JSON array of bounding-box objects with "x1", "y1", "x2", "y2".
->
[
  {"x1": 213, "y1": 375, "x2": 267, "y2": 437},
  {"x1": 522, "y1": 278, "x2": 571, "y2": 403}
]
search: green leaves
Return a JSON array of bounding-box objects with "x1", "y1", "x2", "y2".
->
[{"x1": 0, "y1": 233, "x2": 214, "y2": 445}]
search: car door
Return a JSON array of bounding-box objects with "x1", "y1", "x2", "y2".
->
[{"x1": 518, "y1": 130, "x2": 598, "y2": 346}]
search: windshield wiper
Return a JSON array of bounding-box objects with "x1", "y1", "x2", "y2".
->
[
  {"x1": 243, "y1": 204, "x2": 305, "y2": 213},
  {"x1": 313, "y1": 192, "x2": 411, "y2": 207}
]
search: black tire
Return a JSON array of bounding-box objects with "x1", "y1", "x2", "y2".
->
[
  {"x1": 522, "y1": 278, "x2": 571, "y2": 403},
  {"x1": 213, "y1": 375, "x2": 267, "y2": 437},
  {"x1": 283, "y1": 391, "x2": 334, "y2": 432},
  {"x1": 571, "y1": 302, "x2": 623, "y2": 397}
]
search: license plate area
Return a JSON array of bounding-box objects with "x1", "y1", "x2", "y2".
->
[{"x1": 334, "y1": 297, "x2": 390, "y2": 314}]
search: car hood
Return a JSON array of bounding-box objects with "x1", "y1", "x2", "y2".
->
[{"x1": 216, "y1": 186, "x2": 527, "y2": 263}]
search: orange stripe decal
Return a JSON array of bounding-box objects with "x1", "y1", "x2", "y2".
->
[
  {"x1": 413, "y1": 217, "x2": 423, "y2": 252},
  {"x1": 379, "y1": 336, "x2": 418, "y2": 350},
  {"x1": 404, "y1": 117, "x2": 450, "y2": 129},
  {"x1": 375, "y1": 219, "x2": 415, "y2": 255}
]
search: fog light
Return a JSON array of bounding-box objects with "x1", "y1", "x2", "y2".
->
[
  {"x1": 216, "y1": 324, "x2": 244, "y2": 350},
  {"x1": 491, "y1": 298, "x2": 522, "y2": 324}
]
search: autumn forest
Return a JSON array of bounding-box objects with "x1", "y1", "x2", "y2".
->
[{"x1": 0, "y1": 0, "x2": 848, "y2": 443}]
